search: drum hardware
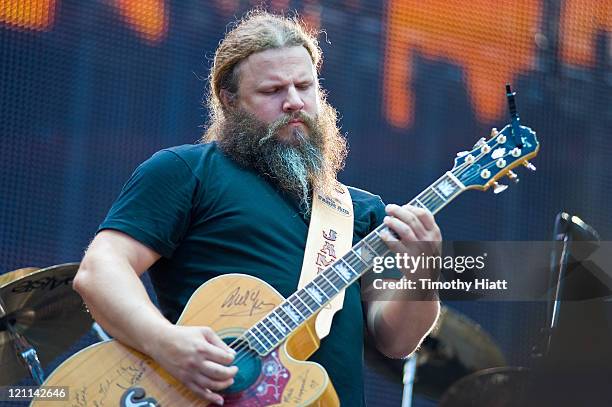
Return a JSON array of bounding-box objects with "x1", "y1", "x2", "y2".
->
[
  {"x1": 365, "y1": 305, "x2": 506, "y2": 403},
  {"x1": 0, "y1": 263, "x2": 93, "y2": 385}
]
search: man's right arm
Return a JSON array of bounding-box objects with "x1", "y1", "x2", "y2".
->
[{"x1": 73, "y1": 229, "x2": 236, "y2": 405}]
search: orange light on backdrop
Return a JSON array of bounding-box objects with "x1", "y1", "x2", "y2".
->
[
  {"x1": 114, "y1": 0, "x2": 168, "y2": 44},
  {"x1": 1, "y1": 1, "x2": 608, "y2": 126},
  {"x1": 0, "y1": 0, "x2": 167, "y2": 43},
  {"x1": 0, "y1": 0, "x2": 56, "y2": 30},
  {"x1": 383, "y1": 0, "x2": 540, "y2": 128},
  {"x1": 561, "y1": 0, "x2": 611, "y2": 67}
]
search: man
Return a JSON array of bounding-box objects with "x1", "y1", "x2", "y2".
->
[{"x1": 73, "y1": 11, "x2": 440, "y2": 406}]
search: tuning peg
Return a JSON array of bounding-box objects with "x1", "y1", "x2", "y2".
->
[
  {"x1": 472, "y1": 137, "x2": 486, "y2": 149},
  {"x1": 489, "y1": 128, "x2": 499, "y2": 138},
  {"x1": 456, "y1": 150, "x2": 470, "y2": 157},
  {"x1": 508, "y1": 170, "x2": 519, "y2": 183},
  {"x1": 493, "y1": 181, "x2": 509, "y2": 194},
  {"x1": 523, "y1": 161, "x2": 537, "y2": 171}
]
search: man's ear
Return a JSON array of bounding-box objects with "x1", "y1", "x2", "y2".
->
[{"x1": 220, "y1": 89, "x2": 237, "y2": 110}]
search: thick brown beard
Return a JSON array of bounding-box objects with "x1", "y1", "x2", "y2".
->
[{"x1": 215, "y1": 103, "x2": 347, "y2": 214}]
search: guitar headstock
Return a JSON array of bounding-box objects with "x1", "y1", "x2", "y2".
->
[
  {"x1": 451, "y1": 124, "x2": 540, "y2": 192},
  {"x1": 450, "y1": 85, "x2": 540, "y2": 193}
]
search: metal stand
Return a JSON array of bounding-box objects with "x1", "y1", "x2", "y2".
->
[
  {"x1": 545, "y1": 218, "x2": 570, "y2": 355},
  {"x1": 539, "y1": 212, "x2": 600, "y2": 356},
  {"x1": 0, "y1": 294, "x2": 45, "y2": 385},
  {"x1": 92, "y1": 321, "x2": 111, "y2": 341},
  {"x1": 401, "y1": 354, "x2": 418, "y2": 407},
  {"x1": 0, "y1": 293, "x2": 6, "y2": 331},
  {"x1": 10, "y1": 328, "x2": 46, "y2": 385}
]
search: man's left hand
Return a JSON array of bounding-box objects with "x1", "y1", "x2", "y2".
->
[{"x1": 380, "y1": 204, "x2": 442, "y2": 261}]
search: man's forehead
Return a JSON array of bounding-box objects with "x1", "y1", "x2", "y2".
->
[{"x1": 239, "y1": 46, "x2": 316, "y2": 83}]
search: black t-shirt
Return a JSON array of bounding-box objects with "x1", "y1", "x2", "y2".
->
[{"x1": 99, "y1": 142, "x2": 386, "y2": 406}]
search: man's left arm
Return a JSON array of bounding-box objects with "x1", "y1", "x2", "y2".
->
[{"x1": 365, "y1": 204, "x2": 441, "y2": 359}]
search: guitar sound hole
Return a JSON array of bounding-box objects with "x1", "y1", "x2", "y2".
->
[{"x1": 222, "y1": 337, "x2": 262, "y2": 394}]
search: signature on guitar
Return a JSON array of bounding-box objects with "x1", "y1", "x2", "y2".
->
[{"x1": 220, "y1": 287, "x2": 276, "y2": 317}]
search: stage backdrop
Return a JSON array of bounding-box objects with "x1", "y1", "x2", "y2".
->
[{"x1": 1, "y1": 1, "x2": 610, "y2": 406}]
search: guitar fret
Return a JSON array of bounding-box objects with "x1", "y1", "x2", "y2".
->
[
  {"x1": 446, "y1": 171, "x2": 466, "y2": 189},
  {"x1": 263, "y1": 316, "x2": 283, "y2": 338},
  {"x1": 432, "y1": 174, "x2": 462, "y2": 201},
  {"x1": 305, "y1": 283, "x2": 325, "y2": 304},
  {"x1": 274, "y1": 310, "x2": 294, "y2": 331},
  {"x1": 287, "y1": 298, "x2": 306, "y2": 320},
  {"x1": 303, "y1": 289, "x2": 319, "y2": 307},
  {"x1": 368, "y1": 234, "x2": 391, "y2": 259},
  {"x1": 280, "y1": 309, "x2": 295, "y2": 329},
  {"x1": 431, "y1": 186, "x2": 447, "y2": 201},
  {"x1": 268, "y1": 311, "x2": 289, "y2": 334},
  {"x1": 414, "y1": 198, "x2": 426, "y2": 208},
  {"x1": 257, "y1": 322, "x2": 279, "y2": 344},
  {"x1": 244, "y1": 331, "x2": 266, "y2": 353},
  {"x1": 282, "y1": 302, "x2": 303, "y2": 324},
  {"x1": 312, "y1": 280, "x2": 328, "y2": 298},
  {"x1": 332, "y1": 264, "x2": 350, "y2": 283},
  {"x1": 340, "y1": 258, "x2": 358, "y2": 277},
  {"x1": 351, "y1": 247, "x2": 369, "y2": 265},
  {"x1": 251, "y1": 325, "x2": 273, "y2": 349},
  {"x1": 346, "y1": 256, "x2": 363, "y2": 274},
  {"x1": 423, "y1": 197, "x2": 446, "y2": 214},
  {"x1": 362, "y1": 238, "x2": 379, "y2": 257},
  {"x1": 326, "y1": 269, "x2": 345, "y2": 290},
  {"x1": 320, "y1": 272, "x2": 339, "y2": 291},
  {"x1": 295, "y1": 293, "x2": 314, "y2": 313}
]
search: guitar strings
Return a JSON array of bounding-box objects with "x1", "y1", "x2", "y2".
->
[
  {"x1": 224, "y1": 244, "x2": 379, "y2": 365},
  {"x1": 224, "y1": 212, "x2": 406, "y2": 364},
  {"x1": 407, "y1": 137, "x2": 507, "y2": 211},
  {"x1": 223, "y1": 154, "x2": 493, "y2": 366},
  {"x1": 226, "y1": 146, "x2": 516, "y2": 368},
  {"x1": 223, "y1": 183, "x2": 454, "y2": 366},
  {"x1": 217, "y1": 138, "x2": 515, "y2": 367},
  {"x1": 157, "y1": 138, "x2": 521, "y2": 404}
]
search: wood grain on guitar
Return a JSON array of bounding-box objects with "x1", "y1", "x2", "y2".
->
[{"x1": 30, "y1": 274, "x2": 339, "y2": 406}]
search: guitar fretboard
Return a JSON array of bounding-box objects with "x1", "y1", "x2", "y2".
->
[{"x1": 243, "y1": 172, "x2": 465, "y2": 355}]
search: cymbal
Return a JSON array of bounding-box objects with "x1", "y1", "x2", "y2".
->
[
  {"x1": 0, "y1": 263, "x2": 92, "y2": 385},
  {"x1": 0, "y1": 267, "x2": 40, "y2": 288},
  {"x1": 428, "y1": 306, "x2": 506, "y2": 370},
  {"x1": 365, "y1": 306, "x2": 506, "y2": 399},
  {"x1": 438, "y1": 366, "x2": 529, "y2": 407}
]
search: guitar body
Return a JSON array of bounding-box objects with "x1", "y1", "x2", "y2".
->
[{"x1": 31, "y1": 274, "x2": 339, "y2": 406}]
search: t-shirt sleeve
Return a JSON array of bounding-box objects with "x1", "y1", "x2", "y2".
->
[
  {"x1": 368, "y1": 195, "x2": 386, "y2": 233},
  {"x1": 98, "y1": 150, "x2": 197, "y2": 258}
]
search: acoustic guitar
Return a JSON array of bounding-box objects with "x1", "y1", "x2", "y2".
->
[{"x1": 32, "y1": 99, "x2": 539, "y2": 406}]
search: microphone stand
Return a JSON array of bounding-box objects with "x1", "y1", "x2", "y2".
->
[{"x1": 537, "y1": 212, "x2": 600, "y2": 357}]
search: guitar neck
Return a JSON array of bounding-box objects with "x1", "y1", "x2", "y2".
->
[{"x1": 242, "y1": 172, "x2": 465, "y2": 355}]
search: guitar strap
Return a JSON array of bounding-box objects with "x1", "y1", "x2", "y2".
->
[{"x1": 297, "y1": 184, "x2": 354, "y2": 340}]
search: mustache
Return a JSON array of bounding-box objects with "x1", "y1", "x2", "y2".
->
[
  {"x1": 211, "y1": 99, "x2": 347, "y2": 214},
  {"x1": 259, "y1": 111, "x2": 316, "y2": 145}
]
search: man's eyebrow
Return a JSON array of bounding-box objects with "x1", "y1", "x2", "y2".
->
[{"x1": 257, "y1": 75, "x2": 314, "y2": 87}]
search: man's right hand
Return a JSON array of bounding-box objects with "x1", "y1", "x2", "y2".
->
[
  {"x1": 150, "y1": 325, "x2": 238, "y2": 405},
  {"x1": 75, "y1": 231, "x2": 238, "y2": 405}
]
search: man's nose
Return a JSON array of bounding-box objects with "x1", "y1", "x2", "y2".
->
[{"x1": 282, "y1": 86, "x2": 305, "y2": 112}]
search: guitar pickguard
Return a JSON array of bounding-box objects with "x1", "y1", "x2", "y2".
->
[{"x1": 224, "y1": 348, "x2": 290, "y2": 406}]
